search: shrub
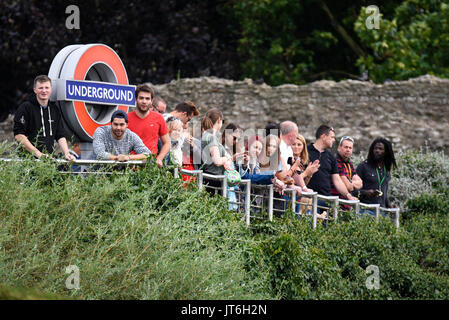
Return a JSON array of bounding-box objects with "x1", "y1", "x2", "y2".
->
[
  {"x1": 0, "y1": 150, "x2": 269, "y2": 299},
  {"x1": 1, "y1": 142, "x2": 448, "y2": 300}
]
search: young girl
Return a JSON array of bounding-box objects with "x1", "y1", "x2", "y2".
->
[
  {"x1": 237, "y1": 135, "x2": 285, "y2": 209},
  {"x1": 258, "y1": 134, "x2": 303, "y2": 213},
  {"x1": 222, "y1": 123, "x2": 245, "y2": 164},
  {"x1": 165, "y1": 116, "x2": 184, "y2": 167},
  {"x1": 259, "y1": 134, "x2": 288, "y2": 176},
  {"x1": 221, "y1": 123, "x2": 244, "y2": 210},
  {"x1": 237, "y1": 135, "x2": 263, "y2": 176}
]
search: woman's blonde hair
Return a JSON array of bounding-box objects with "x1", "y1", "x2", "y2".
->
[
  {"x1": 295, "y1": 134, "x2": 309, "y2": 165},
  {"x1": 166, "y1": 117, "x2": 183, "y2": 132}
]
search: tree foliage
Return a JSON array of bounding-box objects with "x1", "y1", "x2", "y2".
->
[
  {"x1": 1, "y1": 0, "x2": 449, "y2": 122},
  {"x1": 0, "y1": 0, "x2": 237, "y2": 120},
  {"x1": 228, "y1": 0, "x2": 404, "y2": 85},
  {"x1": 355, "y1": 0, "x2": 449, "y2": 83}
]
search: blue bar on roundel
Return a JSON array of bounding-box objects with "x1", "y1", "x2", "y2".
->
[{"x1": 65, "y1": 79, "x2": 136, "y2": 107}]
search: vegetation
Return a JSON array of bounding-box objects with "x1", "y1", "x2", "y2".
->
[
  {"x1": 0, "y1": 142, "x2": 448, "y2": 299},
  {"x1": 0, "y1": 0, "x2": 236, "y2": 121},
  {"x1": 356, "y1": 0, "x2": 449, "y2": 83}
]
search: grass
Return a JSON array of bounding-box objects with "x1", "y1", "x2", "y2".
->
[{"x1": 1, "y1": 141, "x2": 448, "y2": 299}]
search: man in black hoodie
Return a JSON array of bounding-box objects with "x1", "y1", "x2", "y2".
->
[{"x1": 13, "y1": 75, "x2": 75, "y2": 160}]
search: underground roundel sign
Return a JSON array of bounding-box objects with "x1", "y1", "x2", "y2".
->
[{"x1": 48, "y1": 44, "x2": 135, "y2": 142}]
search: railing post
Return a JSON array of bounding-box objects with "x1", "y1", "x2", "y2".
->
[
  {"x1": 375, "y1": 206, "x2": 380, "y2": 221},
  {"x1": 197, "y1": 171, "x2": 203, "y2": 190},
  {"x1": 312, "y1": 193, "x2": 318, "y2": 230},
  {"x1": 173, "y1": 167, "x2": 179, "y2": 178},
  {"x1": 222, "y1": 176, "x2": 227, "y2": 197},
  {"x1": 245, "y1": 181, "x2": 251, "y2": 226},
  {"x1": 395, "y1": 209, "x2": 400, "y2": 230},
  {"x1": 268, "y1": 185, "x2": 274, "y2": 222},
  {"x1": 333, "y1": 198, "x2": 339, "y2": 224},
  {"x1": 290, "y1": 189, "x2": 296, "y2": 214},
  {"x1": 355, "y1": 202, "x2": 360, "y2": 216}
]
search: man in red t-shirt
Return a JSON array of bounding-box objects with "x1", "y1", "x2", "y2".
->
[{"x1": 128, "y1": 84, "x2": 170, "y2": 168}]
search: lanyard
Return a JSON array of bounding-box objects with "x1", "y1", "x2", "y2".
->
[
  {"x1": 343, "y1": 162, "x2": 352, "y2": 180},
  {"x1": 376, "y1": 165, "x2": 386, "y2": 190}
]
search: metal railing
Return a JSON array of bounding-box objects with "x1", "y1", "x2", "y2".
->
[
  {"x1": 175, "y1": 168, "x2": 400, "y2": 230},
  {"x1": 0, "y1": 158, "x2": 400, "y2": 229}
]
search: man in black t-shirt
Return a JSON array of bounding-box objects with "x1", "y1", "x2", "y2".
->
[{"x1": 307, "y1": 125, "x2": 357, "y2": 201}]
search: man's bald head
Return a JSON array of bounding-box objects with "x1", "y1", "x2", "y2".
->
[{"x1": 280, "y1": 121, "x2": 299, "y2": 146}]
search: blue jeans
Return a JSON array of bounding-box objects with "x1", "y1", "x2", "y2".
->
[{"x1": 227, "y1": 186, "x2": 239, "y2": 211}]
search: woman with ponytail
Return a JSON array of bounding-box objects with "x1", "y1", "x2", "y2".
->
[{"x1": 200, "y1": 108, "x2": 233, "y2": 196}]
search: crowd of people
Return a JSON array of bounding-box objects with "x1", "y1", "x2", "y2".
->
[{"x1": 13, "y1": 75, "x2": 398, "y2": 217}]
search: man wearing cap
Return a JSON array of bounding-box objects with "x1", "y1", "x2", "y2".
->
[
  {"x1": 13, "y1": 75, "x2": 75, "y2": 160},
  {"x1": 331, "y1": 136, "x2": 363, "y2": 208},
  {"x1": 92, "y1": 110, "x2": 150, "y2": 161},
  {"x1": 127, "y1": 84, "x2": 170, "y2": 168}
]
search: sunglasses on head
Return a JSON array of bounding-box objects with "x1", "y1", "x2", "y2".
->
[
  {"x1": 339, "y1": 136, "x2": 354, "y2": 145},
  {"x1": 166, "y1": 116, "x2": 179, "y2": 123},
  {"x1": 153, "y1": 106, "x2": 163, "y2": 113}
]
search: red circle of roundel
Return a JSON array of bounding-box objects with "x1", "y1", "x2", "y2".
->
[{"x1": 73, "y1": 45, "x2": 129, "y2": 138}]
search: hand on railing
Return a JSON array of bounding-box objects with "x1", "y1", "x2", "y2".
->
[
  {"x1": 346, "y1": 193, "x2": 358, "y2": 201},
  {"x1": 290, "y1": 184, "x2": 303, "y2": 195},
  {"x1": 112, "y1": 154, "x2": 131, "y2": 162},
  {"x1": 64, "y1": 152, "x2": 76, "y2": 161},
  {"x1": 272, "y1": 177, "x2": 286, "y2": 195},
  {"x1": 301, "y1": 186, "x2": 314, "y2": 193}
]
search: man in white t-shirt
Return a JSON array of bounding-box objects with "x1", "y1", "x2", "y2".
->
[{"x1": 279, "y1": 121, "x2": 298, "y2": 169}]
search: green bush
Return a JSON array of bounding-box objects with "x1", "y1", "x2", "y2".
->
[
  {"x1": 0, "y1": 150, "x2": 269, "y2": 299},
  {"x1": 248, "y1": 214, "x2": 449, "y2": 299},
  {"x1": 1, "y1": 142, "x2": 448, "y2": 300}
]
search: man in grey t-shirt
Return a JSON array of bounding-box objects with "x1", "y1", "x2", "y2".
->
[{"x1": 93, "y1": 110, "x2": 150, "y2": 161}]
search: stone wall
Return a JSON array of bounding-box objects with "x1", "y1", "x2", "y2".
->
[
  {"x1": 0, "y1": 114, "x2": 14, "y2": 145},
  {"x1": 150, "y1": 75, "x2": 449, "y2": 153},
  {"x1": 1, "y1": 75, "x2": 448, "y2": 154}
]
